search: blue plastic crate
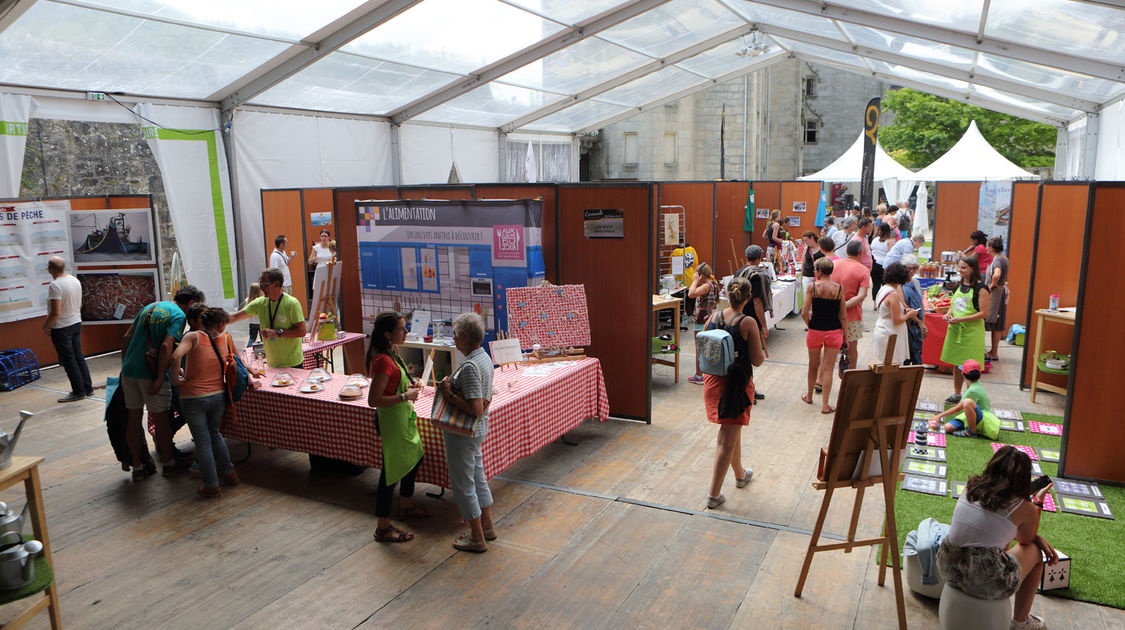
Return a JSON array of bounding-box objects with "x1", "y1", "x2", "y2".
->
[{"x1": 0, "y1": 348, "x2": 40, "y2": 391}]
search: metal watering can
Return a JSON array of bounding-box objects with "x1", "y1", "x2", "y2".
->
[
  {"x1": 0, "y1": 531, "x2": 41, "y2": 590},
  {"x1": 0, "y1": 502, "x2": 29, "y2": 540},
  {"x1": 0, "y1": 411, "x2": 33, "y2": 471}
]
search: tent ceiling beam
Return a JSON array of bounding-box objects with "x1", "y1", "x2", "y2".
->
[
  {"x1": 750, "y1": 0, "x2": 1125, "y2": 83},
  {"x1": 501, "y1": 23, "x2": 755, "y2": 133},
  {"x1": 797, "y1": 52, "x2": 1068, "y2": 127},
  {"x1": 753, "y1": 24, "x2": 1097, "y2": 113},
  {"x1": 216, "y1": 0, "x2": 424, "y2": 111},
  {"x1": 0, "y1": 0, "x2": 35, "y2": 36},
  {"x1": 386, "y1": 0, "x2": 671, "y2": 125},
  {"x1": 576, "y1": 50, "x2": 789, "y2": 135}
]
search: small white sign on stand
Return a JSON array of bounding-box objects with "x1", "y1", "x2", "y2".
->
[
  {"x1": 410, "y1": 310, "x2": 431, "y2": 337},
  {"x1": 489, "y1": 338, "x2": 524, "y2": 367}
]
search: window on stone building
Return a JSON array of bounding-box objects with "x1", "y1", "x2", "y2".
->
[
  {"x1": 804, "y1": 120, "x2": 818, "y2": 144},
  {"x1": 663, "y1": 132, "x2": 678, "y2": 167},
  {"x1": 623, "y1": 132, "x2": 638, "y2": 167},
  {"x1": 805, "y1": 76, "x2": 816, "y2": 97}
]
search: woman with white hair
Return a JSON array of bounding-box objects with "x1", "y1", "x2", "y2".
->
[{"x1": 436, "y1": 312, "x2": 496, "y2": 552}]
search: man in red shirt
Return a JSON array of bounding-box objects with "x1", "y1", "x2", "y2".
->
[
  {"x1": 831, "y1": 239, "x2": 871, "y2": 370},
  {"x1": 850, "y1": 217, "x2": 874, "y2": 270}
]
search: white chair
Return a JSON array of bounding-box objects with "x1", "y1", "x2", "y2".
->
[
  {"x1": 903, "y1": 552, "x2": 945, "y2": 599},
  {"x1": 938, "y1": 582, "x2": 1011, "y2": 630}
]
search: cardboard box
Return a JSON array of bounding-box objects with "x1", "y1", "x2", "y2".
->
[{"x1": 1039, "y1": 549, "x2": 1071, "y2": 591}]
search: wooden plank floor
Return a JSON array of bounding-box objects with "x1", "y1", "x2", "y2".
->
[{"x1": 2, "y1": 311, "x2": 1122, "y2": 630}]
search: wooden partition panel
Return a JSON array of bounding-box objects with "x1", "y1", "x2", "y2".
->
[
  {"x1": 715, "y1": 182, "x2": 750, "y2": 276},
  {"x1": 475, "y1": 184, "x2": 558, "y2": 282},
  {"x1": 1006, "y1": 182, "x2": 1039, "y2": 328},
  {"x1": 3, "y1": 196, "x2": 152, "y2": 367},
  {"x1": 398, "y1": 186, "x2": 473, "y2": 200},
  {"x1": 933, "y1": 182, "x2": 981, "y2": 256},
  {"x1": 779, "y1": 181, "x2": 822, "y2": 238},
  {"x1": 1064, "y1": 184, "x2": 1125, "y2": 482},
  {"x1": 1021, "y1": 183, "x2": 1090, "y2": 391},
  {"x1": 333, "y1": 188, "x2": 398, "y2": 373},
  {"x1": 747, "y1": 181, "x2": 781, "y2": 249},
  {"x1": 658, "y1": 182, "x2": 716, "y2": 273},
  {"x1": 557, "y1": 184, "x2": 653, "y2": 421},
  {"x1": 260, "y1": 189, "x2": 308, "y2": 307}
]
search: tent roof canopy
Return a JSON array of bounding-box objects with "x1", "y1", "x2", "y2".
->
[
  {"x1": 798, "y1": 131, "x2": 916, "y2": 182},
  {"x1": 912, "y1": 120, "x2": 1039, "y2": 181},
  {"x1": 1, "y1": 0, "x2": 1123, "y2": 133}
]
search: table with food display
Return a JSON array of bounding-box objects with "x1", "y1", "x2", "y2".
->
[{"x1": 223, "y1": 358, "x2": 610, "y2": 488}]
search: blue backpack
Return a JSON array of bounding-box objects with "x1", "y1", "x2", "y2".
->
[{"x1": 696, "y1": 313, "x2": 742, "y2": 376}]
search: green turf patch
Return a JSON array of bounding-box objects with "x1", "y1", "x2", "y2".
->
[{"x1": 892, "y1": 412, "x2": 1125, "y2": 610}]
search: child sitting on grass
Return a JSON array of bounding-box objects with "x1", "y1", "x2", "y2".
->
[{"x1": 928, "y1": 359, "x2": 1000, "y2": 439}]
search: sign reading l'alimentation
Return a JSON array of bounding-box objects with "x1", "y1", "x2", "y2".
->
[{"x1": 583, "y1": 209, "x2": 624, "y2": 239}]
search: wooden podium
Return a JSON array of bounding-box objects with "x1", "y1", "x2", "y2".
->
[{"x1": 794, "y1": 337, "x2": 923, "y2": 630}]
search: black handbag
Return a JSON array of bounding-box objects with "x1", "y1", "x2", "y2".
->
[{"x1": 837, "y1": 343, "x2": 851, "y2": 378}]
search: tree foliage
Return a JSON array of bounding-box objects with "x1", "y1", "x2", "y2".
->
[{"x1": 879, "y1": 88, "x2": 1056, "y2": 169}]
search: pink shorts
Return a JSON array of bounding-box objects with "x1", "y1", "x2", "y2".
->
[{"x1": 806, "y1": 328, "x2": 844, "y2": 350}]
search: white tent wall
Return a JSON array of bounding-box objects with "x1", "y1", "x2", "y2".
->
[
  {"x1": 230, "y1": 109, "x2": 392, "y2": 292},
  {"x1": 1095, "y1": 100, "x2": 1125, "y2": 180},
  {"x1": 400, "y1": 124, "x2": 498, "y2": 185},
  {"x1": 137, "y1": 103, "x2": 239, "y2": 310},
  {"x1": 1055, "y1": 117, "x2": 1086, "y2": 180},
  {"x1": 500, "y1": 133, "x2": 576, "y2": 183},
  {"x1": 0, "y1": 92, "x2": 30, "y2": 198}
]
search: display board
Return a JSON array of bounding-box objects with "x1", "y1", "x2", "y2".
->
[
  {"x1": 355, "y1": 199, "x2": 543, "y2": 340},
  {"x1": 506, "y1": 284, "x2": 590, "y2": 348},
  {"x1": 933, "y1": 182, "x2": 981, "y2": 256},
  {"x1": 0, "y1": 199, "x2": 72, "y2": 323}
]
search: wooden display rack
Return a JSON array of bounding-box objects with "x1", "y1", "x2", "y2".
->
[
  {"x1": 0, "y1": 456, "x2": 61, "y2": 629},
  {"x1": 794, "y1": 337, "x2": 923, "y2": 630}
]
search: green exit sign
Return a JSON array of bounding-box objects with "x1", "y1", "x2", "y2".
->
[{"x1": 86, "y1": 92, "x2": 106, "y2": 101}]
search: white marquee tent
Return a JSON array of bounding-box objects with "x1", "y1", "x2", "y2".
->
[
  {"x1": 913, "y1": 120, "x2": 1039, "y2": 182},
  {"x1": 1, "y1": 0, "x2": 1123, "y2": 302}
]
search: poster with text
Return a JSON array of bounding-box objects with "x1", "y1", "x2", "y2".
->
[
  {"x1": 977, "y1": 182, "x2": 1012, "y2": 251},
  {"x1": 0, "y1": 200, "x2": 73, "y2": 323}
]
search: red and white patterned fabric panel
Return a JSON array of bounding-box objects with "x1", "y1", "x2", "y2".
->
[
  {"x1": 506, "y1": 284, "x2": 591, "y2": 348},
  {"x1": 226, "y1": 358, "x2": 609, "y2": 488},
  {"x1": 300, "y1": 331, "x2": 366, "y2": 369}
]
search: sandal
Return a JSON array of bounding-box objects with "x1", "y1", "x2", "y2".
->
[
  {"x1": 800, "y1": 393, "x2": 814, "y2": 405},
  {"x1": 821, "y1": 406, "x2": 836, "y2": 415},
  {"x1": 483, "y1": 528, "x2": 497, "y2": 541},
  {"x1": 814, "y1": 384, "x2": 823, "y2": 393},
  {"x1": 374, "y1": 525, "x2": 414, "y2": 543},
  {"x1": 396, "y1": 506, "x2": 432, "y2": 520}
]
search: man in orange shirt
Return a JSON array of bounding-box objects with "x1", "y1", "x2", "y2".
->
[{"x1": 831, "y1": 239, "x2": 871, "y2": 369}]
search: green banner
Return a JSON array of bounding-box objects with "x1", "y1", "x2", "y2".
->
[{"x1": 0, "y1": 121, "x2": 28, "y2": 136}]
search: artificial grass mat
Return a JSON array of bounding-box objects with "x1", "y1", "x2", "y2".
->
[{"x1": 891, "y1": 412, "x2": 1125, "y2": 610}]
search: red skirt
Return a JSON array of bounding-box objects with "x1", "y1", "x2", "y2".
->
[{"x1": 703, "y1": 374, "x2": 754, "y2": 426}]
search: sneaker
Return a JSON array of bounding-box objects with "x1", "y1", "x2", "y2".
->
[
  {"x1": 945, "y1": 393, "x2": 962, "y2": 404},
  {"x1": 221, "y1": 469, "x2": 240, "y2": 486},
  {"x1": 688, "y1": 375, "x2": 704, "y2": 385},
  {"x1": 57, "y1": 392, "x2": 85, "y2": 403},
  {"x1": 707, "y1": 494, "x2": 726, "y2": 509},
  {"x1": 452, "y1": 534, "x2": 487, "y2": 553},
  {"x1": 84, "y1": 390, "x2": 95, "y2": 397},
  {"x1": 754, "y1": 392, "x2": 765, "y2": 400},
  {"x1": 736, "y1": 469, "x2": 754, "y2": 488},
  {"x1": 197, "y1": 485, "x2": 222, "y2": 499},
  {"x1": 1010, "y1": 613, "x2": 1046, "y2": 630},
  {"x1": 131, "y1": 462, "x2": 157, "y2": 481}
]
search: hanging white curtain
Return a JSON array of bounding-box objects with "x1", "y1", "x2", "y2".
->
[
  {"x1": 0, "y1": 92, "x2": 30, "y2": 198},
  {"x1": 136, "y1": 103, "x2": 239, "y2": 309},
  {"x1": 914, "y1": 184, "x2": 930, "y2": 237},
  {"x1": 882, "y1": 178, "x2": 917, "y2": 207}
]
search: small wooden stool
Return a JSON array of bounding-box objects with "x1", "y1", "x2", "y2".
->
[{"x1": 0, "y1": 457, "x2": 61, "y2": 629}]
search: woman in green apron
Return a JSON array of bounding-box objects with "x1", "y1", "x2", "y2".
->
[
  {"x1": 940, "y1": 256, "x2": 991, "y2": 404},
  {"x1": 367, "y1": 312, "x2": 425, "y2": 543}
]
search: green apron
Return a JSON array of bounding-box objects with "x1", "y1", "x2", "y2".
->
[
  {"x1": 378, "y1": 359, "x2": 423, "y2": 486},
  {"x1": 940, "y1": 283, "x2": 985, "y2": 367}
]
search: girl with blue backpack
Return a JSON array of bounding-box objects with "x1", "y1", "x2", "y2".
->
[{"x1": 698, "y1": 276, "x2": 765, "y2": 509}]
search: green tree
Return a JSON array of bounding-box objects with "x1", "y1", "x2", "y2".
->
[{"x1": 879, "y1": 88, "x2": 1056, "y2": 169}]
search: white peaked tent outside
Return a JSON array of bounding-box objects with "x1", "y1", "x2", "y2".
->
[
  {"x1": 799, "y1": 132, "x2": 916, "y2": 183},
  {"x1": 913, "y1": 121, "x2": 1039, "y2": 182}
]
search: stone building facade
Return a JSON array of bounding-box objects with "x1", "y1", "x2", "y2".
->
[
  {"x1": 19, "y1": 119, "x2": 177, "y2": 294},
  {"x1": 585, "y1": 58, "x2": 893, "y2": 181}
]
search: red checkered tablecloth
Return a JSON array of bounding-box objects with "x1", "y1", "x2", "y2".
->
[
  {"x1": 300, "y1": 331, "x2": 365, "y2": 369},
  {"x1": 224, "y1": 357, "x2": 609, "y2": 488}
]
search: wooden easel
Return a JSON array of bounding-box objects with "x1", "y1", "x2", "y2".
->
[
  {"x1": 794, "y1": 336, "x2": 922, "y2": 630},
  {"x1": 308, "y1": 259, "x2": 338, "y2": 340}
]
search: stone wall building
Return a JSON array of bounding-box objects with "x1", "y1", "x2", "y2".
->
[
  {"x1": 585, "y1": 58, "x2": 893, "y2": 181},
  {"x1": 19, "y1": 119, "x2": 177, "y2": 295}
]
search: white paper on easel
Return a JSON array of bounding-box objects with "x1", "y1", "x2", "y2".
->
[
  {"x1": 307, "y1": 262, "x2": 342, "y2": 324},
  {"x1": 410, "y1": 310, "x2": 431, "y2": 337},
  {"x1": 420, "y1": 355, "x2": 434, "y2": 387},
  {"x1": 489, "y1": 338, "x2": 524, "y2": 365}
]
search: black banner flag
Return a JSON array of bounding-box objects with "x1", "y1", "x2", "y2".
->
[{"x1": 859, "y1": 97, "x2": 881, "y2": 211}]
